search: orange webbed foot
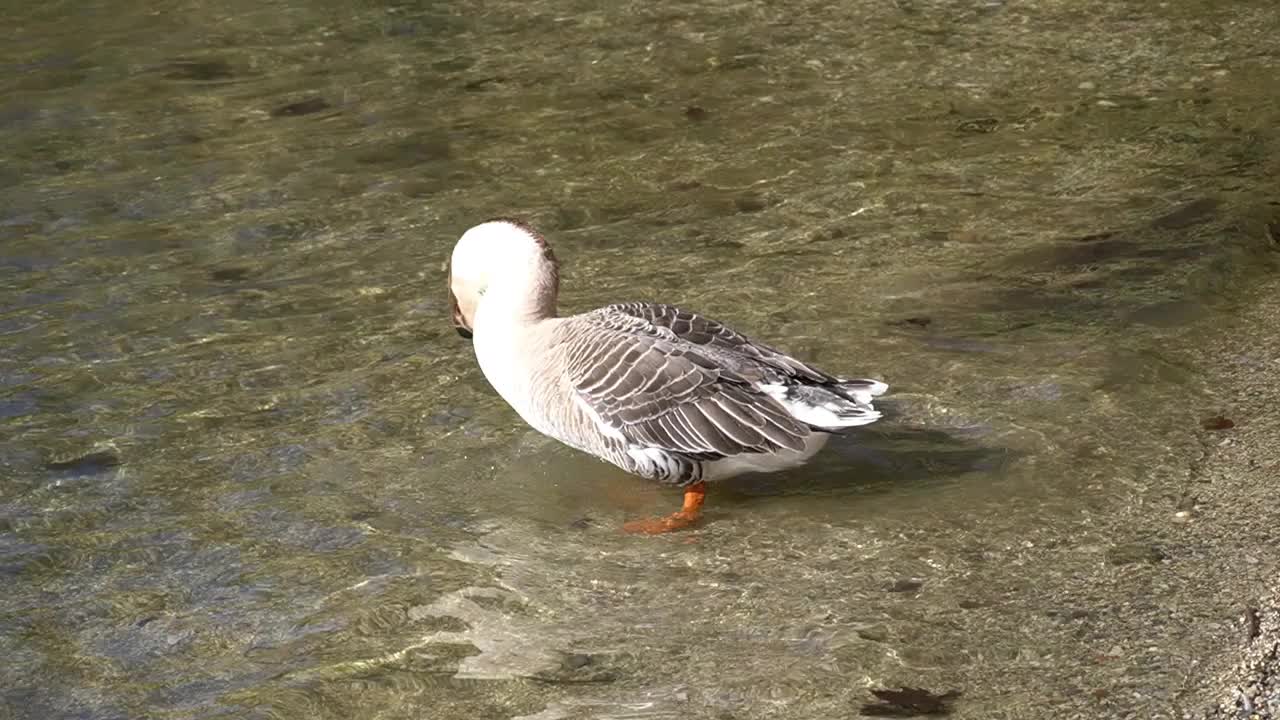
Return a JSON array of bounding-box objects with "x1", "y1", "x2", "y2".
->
[
  {"x1": 622, "y1": 510, "x2": 701, "y2": 534},
  {"x1": 621, "y1": 482, "x2": 706, "y2": 535}
]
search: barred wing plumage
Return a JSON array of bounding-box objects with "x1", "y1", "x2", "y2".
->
[
  {"x1": 602, "y1": 302, "x2": 837, "y2": 385},
  {"x1": 562, "y1": 308, "x2": 811, "y2": 461}
]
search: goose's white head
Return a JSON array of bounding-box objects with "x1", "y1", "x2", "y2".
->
[{"x1": 448, "y1": 219, "x2": 559, "y2": 338}]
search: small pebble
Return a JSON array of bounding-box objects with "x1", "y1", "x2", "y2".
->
[
  {"x1": 857, "y1": 625, "x2": 890, "y2": 643},
  {"x1": 46, "y1": 446, "x2": 122, "y2": 473},
  {"x1": 733, "y1": 193, "x2": 767, "y2": 213},
  {"x1": 887, "y1": 578, "x2": 924, "y2": 593},
  {"x1": 1202, "y1": 415, "x2": 1235, "y2": 430},
  {"x1": 683, "y1": 106, "x2": 709, "y2": 122}
]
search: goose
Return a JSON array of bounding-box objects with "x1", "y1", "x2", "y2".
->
[{"x1": 447, "y1": 219, "x2": 887, "y2": 533}]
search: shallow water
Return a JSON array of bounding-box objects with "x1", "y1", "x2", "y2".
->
[{"x1": 3, "y1": 0, "x2": 1280, "y2": 718}]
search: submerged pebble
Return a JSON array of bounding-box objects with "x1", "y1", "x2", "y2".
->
[
  {"x1": 1105, "y1": 542, "x2": 1167, "y2": 566},
  {"x1": 1202, "y1": 415, "x2": 1236, "y2": 430},
  {"x1": 45, "y1": 446, "x2": 122, "y2": 474},
  {"x1": 1151, "y1": 198, "x2": 1220, "y2": 230},
  {"x1": 733, "y1": 193, "x2": 768, "y2": 213},
  {"x1": 270, "y1": 97, "x2": 332, "y2": 118},
  {"x1": 886, "y1": 578, "x2": 924, "y2": 593},
  {"x1": 856, "y1": 625, "x2": 890, "y2": 643},
  {"x1": 861, "y1": 686, "x2": 962, "y2": 716},
  {"x1": 683, "y1": 105, "x2": 709, "y2": 122}
]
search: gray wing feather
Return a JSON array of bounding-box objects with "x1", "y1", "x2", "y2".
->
[
  {"x1": 602, "y1": 302, "x2": 836, "y2": 385},
  {"x1": 562, "y1": 309, "x2": 808, "y2": 459}
]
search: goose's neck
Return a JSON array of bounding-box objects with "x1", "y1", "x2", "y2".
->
[{"x1": 477, "y1": 264, "x2": 559, "y2": 329}]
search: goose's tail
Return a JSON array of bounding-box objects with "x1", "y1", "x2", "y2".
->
[{"x1": 762, "y1": 379, "x2": 888, "y2": 430}]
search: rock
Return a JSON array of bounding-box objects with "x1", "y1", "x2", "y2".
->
[
  {"x1": 270, "y1": 97, "x2": 332, "y2": 117},
  {"x1": 684, "y1": 106, "x2": 709, "y2": 122},
  {"x1": 46, "y1": 446, "x2": 122, "y2": 473},
  {"x1": 1151, "y1": 198, "x2": 1219, "y2": 229},
  {"x1": 163, "y1": 58, "x2": 235, "y2": 81},
  {"x1": 1105, "y1": 543, "x2": 1167, "y2": 566},
  {"x1": 1245, "y1": 607, "x2": 1261, "y2": 642},
  {"x1": 886, "y1": 578, "x2": 924, "y2": 593},
  {"x1": 733, "y1": 193, "x2": 767, "y2": 214},
  {"x1": 888, "y1": 316, "x2": 933, "y2": 329},
  {"x1": 1202, "y1": 415, "x2": 1235, "y2": 430},
  {"x1": 209, "y1": 265, "x2": 253, "y2": 283},
  {"x1": 861, "y1": 686, "x2": 962, "y2": 716},
  {"x1": 856, "y1": 625, "x2": 890, "y2": 643}
]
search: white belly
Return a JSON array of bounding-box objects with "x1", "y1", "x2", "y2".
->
[{"x1": 700, "y1": 431, "x2": 831, "y2": 482}]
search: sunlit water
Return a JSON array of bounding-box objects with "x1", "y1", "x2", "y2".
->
[{"x1": 3, "y1": 0, "x2": 1279, "y2": 718}]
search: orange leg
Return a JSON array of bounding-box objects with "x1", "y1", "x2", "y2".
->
[{"x1": 622, "y1": 482, "x2": 707, "y2": 535}]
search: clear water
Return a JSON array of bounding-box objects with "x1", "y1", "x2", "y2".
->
[{"x1": 3, "y1": 0, "x2": 1279, "y2": 718}]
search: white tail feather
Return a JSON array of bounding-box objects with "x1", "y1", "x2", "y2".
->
[{"x1": 759, "y1": 381, "x2": 886, "y2": 429}]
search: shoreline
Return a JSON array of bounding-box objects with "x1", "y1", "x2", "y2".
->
[{"x1": 1185, "y1": 273, "x2": 1280, "y2": 719}]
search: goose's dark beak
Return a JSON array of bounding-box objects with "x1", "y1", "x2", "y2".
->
[{"x1": 449, "y1": 287, "x2": 473, "y2": 339}]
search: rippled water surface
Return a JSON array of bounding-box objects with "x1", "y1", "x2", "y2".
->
[{"x1": 3, "y1": 1, "x2": 1280, "y2": 718}]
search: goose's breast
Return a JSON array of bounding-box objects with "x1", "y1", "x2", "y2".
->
[{"x1": 473, "y1": 324, "x2": 578, "y2": 441}]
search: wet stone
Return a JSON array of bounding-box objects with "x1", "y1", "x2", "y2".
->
[
  {"x1": 888, "y1": 316, "x2": 932, "y2": 329},
  {"x1": 163, "y1": 58, "x2": 236, "y2": 81},
  {"x1": 347, "y1": 134, "x2": 451, "y2": 168},
  {"x1": 1009, "y1": 381, "x2": 1064, "y2": 402},
  {"x1": 384, "y1": 20, "x2": 419, "y2": 37},
  {"x1": 886, "y1": 578, "x2": 924, "y2": 593},
  {"x1": 1127, "y1": 300, "x2": 1209, "y2": 328},
  {"x1": 856, "y1": 625, "x2": 890, "y2": 643},
  {"x1": 535, "y1": 653, "x2": 617, "y2": 684},
  {"x1": 462, "y1": 76, "x2": 505, "y2": 91},
  {"x1": 270, "y1": 97, "x2": 332, "y2": 118},
  {"x1": 1202, "y1": 415, "x2": 1236, "y2": 430},
  {"x1": 427, "y1": 408, "x2": 472, "y2": 427},
  {"x1": 1046, "y1": 608, "x2": 1093, "y2": 621},
  {"x1": 1245, "y1": 606, "x2": 1261, "y2": 642},
  {"x1": 209, "y1": 265, "x2": 254, "y2": 283},
  {"x1": 1151, "y1": 197, "x2": 1219, "y2": 229},
  {"x1": 1105, "y1": 542, "x2": 1167, "y2": 566},
  {"x1": 733, "y1": 193, "x2": 768, "y2": 214},
  {"x1": 46, "y1": 446, "x2": 122, "y2": 473},
  {"x1": 684, "y1": 105, "x2": 710, "y2": 122},
  {"x1": 432, "y1": 56, "x2": 475, "y2": 72},
  {"x1": 551, "y1": 206, "x2": 589, "y2": 231},
  {"x1": 0, "y1": 395, "x2": 38, "y2": 419},
  {"x1": 861, "y1": 686, "x2": 962, "y2": 716},
  {"x1": 954, "y1": 117, "x2": 999, "y2": 133}
]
